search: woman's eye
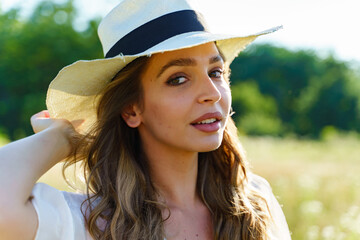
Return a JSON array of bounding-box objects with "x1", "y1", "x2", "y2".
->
[
  {"x1": 209, "y1": 69, "x2": 224, "y2": 78},
  {"x1": 166, "y1": 76, "x2": 187, "y2": 86}
]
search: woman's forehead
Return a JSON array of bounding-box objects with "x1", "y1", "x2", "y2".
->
[
  {"x1": 151, "y1": 42, "x2": 220, "y2": 65},
  {"x1": 139, "y1": 42, "x2": 224, "y2": 82}
]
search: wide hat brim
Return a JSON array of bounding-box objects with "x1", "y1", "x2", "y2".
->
[{"x1": 46, "y1": 26, "x2": 282, "y2": 134}]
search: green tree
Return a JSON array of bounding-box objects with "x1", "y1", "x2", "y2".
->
[
  {"x1": 231, "y1": 80, "x2": 283, "y2": 136},
  {"x1": 0, "y1": 0, "x2": 102, "y2": 140},
  {"x1": 230, "y1": 44, "x2": 321, "y2": 124},
  {"x1": 294, "y1": 57, "x2": 360, "y2": 136},
  {"x1": 230, "y1": 44, "x2": 360, "y2": 137}
]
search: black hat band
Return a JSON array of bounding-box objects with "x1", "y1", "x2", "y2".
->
[{"x1": 105, "y1": 10, "x2": 208, "y2": 58}]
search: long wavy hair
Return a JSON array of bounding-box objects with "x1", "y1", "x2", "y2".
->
[{"x1": 64, "y1": 49, "x2": 271, "y2": 240}]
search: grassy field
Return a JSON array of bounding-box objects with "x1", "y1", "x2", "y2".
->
[
  {"x1": 241, "y1": 135, "x2": 360, "y2": 240},
  {"x1": 2, "y1": 135, "x2": 359, "y2": 239}
]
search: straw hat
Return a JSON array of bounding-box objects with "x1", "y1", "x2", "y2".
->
[{"x1": 46, "y1": 0, "x2": 281, "y2": 133}]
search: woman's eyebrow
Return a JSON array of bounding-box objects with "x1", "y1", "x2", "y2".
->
[
  {"x1": 157, "y1": 58, "x2": 195, "y2": 78},
  {"x1": 157, "y1": 54, "x2": 223, "y2": 78},
  {"x1": 209, "y1": 54, "x2": 223, "y2": 64}
]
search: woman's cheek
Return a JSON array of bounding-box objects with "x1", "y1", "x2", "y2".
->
[{"x1": 221, "y1": 84, "x2": 232, "y2": 110}]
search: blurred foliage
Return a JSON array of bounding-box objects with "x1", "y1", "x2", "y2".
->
[
  {"x1": 1, "y1": 0, "x2": 360, "y2": 140},
  {"x1": 231, "y1": 80, "x2": 283, "y2": 136},
  {"x1": 230, "y1": 45, "x2": 360, "y2": 137},
  {"x1": 0, "y1": 0, "x2": 102, "y2": 140}
]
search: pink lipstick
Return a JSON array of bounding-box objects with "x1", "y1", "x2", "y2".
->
[{"x1": 190, "y1": 112, "x2": 222, "y2": 133}]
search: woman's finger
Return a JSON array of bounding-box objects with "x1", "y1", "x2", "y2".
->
[
  {"x1": 31, "y1": 110, "x2": 50, "y2": 120},
  {"x1": 30, "y1": 110, "x2": 59, "y2": 133},
  {"x1": 31, "y1": 117, "x2": 54, "y2": 133}
]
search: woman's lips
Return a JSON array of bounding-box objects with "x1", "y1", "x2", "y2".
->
[{"x1": 191, "y1": 112, "x2": 222, "y2": 133}]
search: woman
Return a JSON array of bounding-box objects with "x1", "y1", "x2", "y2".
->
[{"x1": 0, "y1": 0, "x2": 290, "y2": 239}]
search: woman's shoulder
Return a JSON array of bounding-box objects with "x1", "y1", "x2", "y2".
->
[
  {"x1": 247, "y1": 173, "x2": 292, "y2": 239},
  {"x1": 31, "y1": 183, "x2": 92, "y2": 240},
  {"x1": 248, "y1": 172, "x2": 276, "y2": 202},
  {"x1": 248, "y1": 172, "x2": 272, "y2": 192},
  {"x1": 32, "y1": 182, "x2": 87, "y2": 210}
]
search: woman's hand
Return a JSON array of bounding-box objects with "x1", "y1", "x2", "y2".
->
[
  {"x1": 30, "y1": 110, "x2": 83, "y2": 133},
  {"x1": 30, "y1": 110, "x2": 55, "y2": 133},
  {"x1": 30, "y1": 110, "x2": 84, "y2": 157}
]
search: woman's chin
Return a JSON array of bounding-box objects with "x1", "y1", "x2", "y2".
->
[{"x1": 195, "y1": 139, "x2": 223, "y2": 153}]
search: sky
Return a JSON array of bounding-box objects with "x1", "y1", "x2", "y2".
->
[{"x1": 2, "y1": 0, "x2": 360, "y2": 63}]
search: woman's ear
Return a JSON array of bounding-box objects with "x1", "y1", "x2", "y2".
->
[{"x1": 121, "y1": 104, "x2": 142, "y2": 128}]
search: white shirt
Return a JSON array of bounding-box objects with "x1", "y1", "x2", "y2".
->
[{"x1": 31, "y1": 174, "x2": 291, "y2": 240}]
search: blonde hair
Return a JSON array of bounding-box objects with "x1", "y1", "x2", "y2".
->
[{"x1": 64, "y1": 53, "x2": 271, "y2": 240}]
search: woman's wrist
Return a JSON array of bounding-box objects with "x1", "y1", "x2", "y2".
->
[
  {"x1": 30, "y1": 110, "x2": 83, "y2": 162},
  {"x1": 45, "y1": 120, "x2": 76, "y2": 161}
]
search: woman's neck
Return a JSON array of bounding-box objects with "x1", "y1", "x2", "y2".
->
[{"x1": 143, "y1": 145, "x2": 200, "y2": 208}]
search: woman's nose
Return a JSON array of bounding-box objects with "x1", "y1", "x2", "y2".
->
[{"x1": 197, "y1": 74, "x2": 222, "y2": 104}]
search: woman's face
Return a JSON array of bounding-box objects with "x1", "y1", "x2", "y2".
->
[{"x1": 134, "y1": 42, "x2": 231, "y2": 153}]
